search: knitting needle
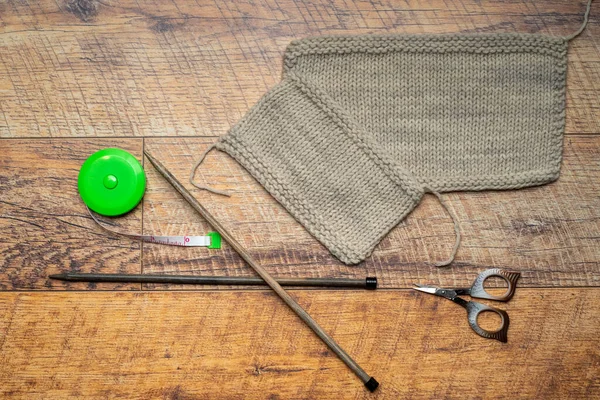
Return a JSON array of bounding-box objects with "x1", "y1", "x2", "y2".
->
[
  {"x1": 144, "y1": 151, "x2": 379, "y2": 392},
  {"x1": 50, "y1": 272, "x2": 378, "y2": 289}
]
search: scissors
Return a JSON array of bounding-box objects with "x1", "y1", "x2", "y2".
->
[{"x1": 413, "y1": 269, "x2": 520, "y2": 342}]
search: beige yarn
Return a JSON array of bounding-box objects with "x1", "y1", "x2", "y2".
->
[{"x1": 192, "y1": 2, "x2": 592, "y2": 266}]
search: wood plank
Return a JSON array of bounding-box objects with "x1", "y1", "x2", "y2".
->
[
  {"x1": 0, "y1": 0, "x2": 597, "y2": 137},
  {"x1": 142, "y1": 136, "x2": 600, "y2": 289},
  {"x1": 0, "y1": 289, "x2": 598, "y2": 399},
  {"x1": 0, "y1": 139, "x2": 143, "y2": 290}
]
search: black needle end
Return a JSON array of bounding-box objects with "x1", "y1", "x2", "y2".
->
[
  {"x1": 365, "y1": 377, "x2": 379, "y2": 392},
  {"x1": 48, "y1": 273, "x2": 71, "y2": 281}
]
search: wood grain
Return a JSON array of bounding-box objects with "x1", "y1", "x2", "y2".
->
[
  {"x1": 0, "y1": 0, "x2": 597, "y2": 137},
  {"x1": 142, "y1": 136, "x2": 600, "y2": 289},
  {"x1": 0, "y1": 1, "x2": 598, "y2": 400},
  {"x1": 0, "y1": 139, "x2": 143, "y2": 290},
  {"x1": 0, "y1": 289, "x2": 598, "y2": 399},
  {"x1": 1, "y1": 134, "x2": 598, "y2": 290}
]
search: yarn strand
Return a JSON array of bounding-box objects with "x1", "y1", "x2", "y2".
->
[
  {"x1": 426, "y1": 190, "x2": 461, "y2": 267},
  {"x1": 564, "y1": 0, "x2": 593, "y2": 41},
  {"x1": 189, "y1": 143, "x2": 232, "y2": 197}
]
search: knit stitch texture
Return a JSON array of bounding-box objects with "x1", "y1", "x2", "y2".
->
[{"x1": 216, "y1": 33, "x2": 568, "y2": 264}]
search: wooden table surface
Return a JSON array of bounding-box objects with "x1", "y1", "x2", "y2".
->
[{"x1": 1, "y1": 1, "x2": 599, "y2": 398}]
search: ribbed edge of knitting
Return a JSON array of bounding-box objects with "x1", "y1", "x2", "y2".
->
[
  {"x1": 418, "y1": 168, "x2": 561, "y2": 192},
  {"x1": 284, "y1": 33, "x2": 567, "y2": 70}
]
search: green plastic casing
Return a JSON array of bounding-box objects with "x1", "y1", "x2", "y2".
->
[
  {"x1": 207, "y1": 231, "x2": 222, "y2": 249},
  {"x1": 78, "y1": 148, "x2": 146, "y2": 216}
]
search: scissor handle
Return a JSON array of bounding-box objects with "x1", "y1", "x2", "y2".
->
[
  {"x1": 466, "y1": 301, "x2": 510, "y2": 343},
  {"x1": 470, "y1": 268, "x2": 520, "y2": 302}
]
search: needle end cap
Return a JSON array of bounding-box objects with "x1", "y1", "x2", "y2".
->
[
  {"x1": 365, "y1": 277, "x2": 377, "y2": 289},
  {"x1": 365, "y1": 377, "x2": 379, "y2": 392}
]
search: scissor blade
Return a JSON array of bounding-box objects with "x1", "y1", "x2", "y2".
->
[{"x1": 412, "y1": 284, "x2": 438, "y2": 294}]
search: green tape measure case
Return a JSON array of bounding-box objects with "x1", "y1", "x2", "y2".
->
[{"x1": 78, "y1": 148, "x2": 146, "y2": 216}]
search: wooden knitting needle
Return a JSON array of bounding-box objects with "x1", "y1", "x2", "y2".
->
[{"x1": 144, "y1": 151, "x2": 379, "y2": 392}]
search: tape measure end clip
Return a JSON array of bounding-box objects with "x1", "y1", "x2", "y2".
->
[{"x1": 207, "y1": 231, "x2": 222, "y2": 249}]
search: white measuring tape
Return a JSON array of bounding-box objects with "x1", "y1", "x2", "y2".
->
[{"x1": 87, "y1": 206, "x2": 221, "y2": 249}]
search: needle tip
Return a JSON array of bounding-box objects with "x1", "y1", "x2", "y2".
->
[
  {"x1": 143, "y1": 151, "x2": 157, "y2": 163},
  {"x1": 143, "y1": 151, "x2": 167, "y2": 175},
  {"x1": 49, "y1": 273, "x2": 69, "y2": 281}
]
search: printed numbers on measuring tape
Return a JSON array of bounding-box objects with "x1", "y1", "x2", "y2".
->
[{"x1": 86, "y1": 206, "x2": 222, "y2": 249}]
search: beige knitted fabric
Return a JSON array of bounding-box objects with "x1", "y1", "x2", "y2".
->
[{"x1": 212, "y1": 33, "x2": 569, "y2": 265}]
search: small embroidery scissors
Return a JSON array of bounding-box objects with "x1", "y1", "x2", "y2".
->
[{"x1": 413, "y1": 269, "x2": 520, "y2": 342}]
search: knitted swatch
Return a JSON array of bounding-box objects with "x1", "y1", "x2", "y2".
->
[{"x1": 207, "y1": 33, "x2": 569, "y2": 265}]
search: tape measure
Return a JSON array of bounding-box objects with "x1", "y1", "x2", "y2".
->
[
  {"x1": 78, "y1": 148, "x2": 146, "y2": 216},
  {"x1": 78, "y1": 148, "x2": 221, "y2": 249}
]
